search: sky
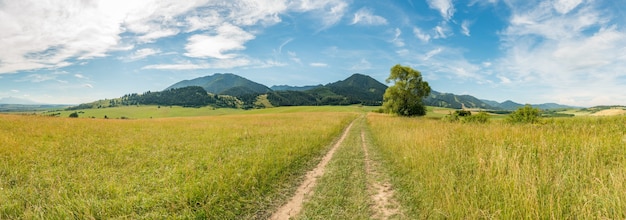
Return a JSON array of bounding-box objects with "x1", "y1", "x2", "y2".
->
[{"x1": 1, "y1": 0, "x2": 626, "y2": 107}]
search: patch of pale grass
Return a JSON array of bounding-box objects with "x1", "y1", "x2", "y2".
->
[{"x1": 367, "y1": 113, "x2": 626, "y2": 219}]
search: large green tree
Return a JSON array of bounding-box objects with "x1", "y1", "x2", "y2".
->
[{"x1": 383, "y1": 64, "x2": 431, "y2": 116}]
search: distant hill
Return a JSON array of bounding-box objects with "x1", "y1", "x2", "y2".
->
[
  {"x1": 165, "y1": 73, "x2": 271, "y2": 96},
  {"x1": 534, "y1": 103, "x2": 580, "y2": 110},
  {"x1": 264, "y1": 74, "x2": 388, "y2": 106},
  {"x1": 68, "y1": 86, "x2": 243, "y2": 110},
  {"x1": 481, "y1": 99, "x2": 580, "y2": 110},
  {"x1": 271, "y1": 85, "x2": 321, "y2": 91},
  {"x1": 424, "y1": 91, "x2": 493, "y2": 109},
  {"x1": 324, "y1": 73, "x2": 387, "y2": 105}
]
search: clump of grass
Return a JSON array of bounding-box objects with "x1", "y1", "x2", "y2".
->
[
  {"x1": 0, "y1": 112, "x2": 356, "y2": 219},
  {"x1": 368, "y1": 113, "x2": 626, "y2": 219}
]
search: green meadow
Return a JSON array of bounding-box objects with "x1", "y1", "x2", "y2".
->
[
  {"x1": 2, "y1": 106, "x2": 626, "y2": 219},
  {"x1": 0, "y1": 110, "x2": 357, "y2": 219},
  {"x1": 38, "y1": 105, "x2": 379, "y2": 119}
]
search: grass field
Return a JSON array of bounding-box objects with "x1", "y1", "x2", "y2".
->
[
  {"x1": 368, "y1": 113, "x2": 626, "y2": 219},
  {"x1": 29, "y1": 105, "x2": 379, "y2": 119},
  {"x1": 0, "y1": 112, "x2": 356, "y2": 219},
  {"x1": 4, "y1": 105, "x2": 626, "y2": 219}
]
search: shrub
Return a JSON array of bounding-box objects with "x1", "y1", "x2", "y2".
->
[
  {"x1": 69, "y1": 112, "x2": 79, "y2": 118},
  {"x1": 457, "y1": 109, "x2": 472, "y2": 117},
  {"x1": 507, "y1": 104, "x2": 541, "y2": 123},
  {"x1": 442, "y1": 111, "x2": 460, "y2": 122},
  {"x1": 443, "y1": 110, "x2": 490, "y2": 123},
  {"x1": 463, "y1": 111, "x2": 490, "y2": 123}
]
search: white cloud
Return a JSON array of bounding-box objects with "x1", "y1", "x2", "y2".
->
[
  {"x1": 410, "y1": 45, "x2": 485, "y2": 83},
  {"x1": 497, "y1": 75, "x2": 512, "y2": 84},
  {"x1": 505, "y1": 1, "x2": 600, "y2": 40},
  {"x1": 0, "y1": 0, "x2": 349, "y2": 74},
  {"x1": 0, "y1": 0, "x2": 124, "y2": 73},
  {"x1": 461, "y1": 20, "x2": 471, "y2": 36},
  {"x1": 495, "y1": 0, "x2": 626, "y2": 106},
  {"x1": 228, "y1": 0, "x2": 287, "y2": 26},
  {"x1": 351, "y1": 8, "x2": 388, "y2": 26},
  {"x1": 426, "y1": 0, "x2": 455, "y2": 21},
  {"x1": 254, "y1": 60, "x2": 288, "y2": 68},
  {"x1": 136, "y1": 29, "x2": 180, "y2": 43},
  {"x1": 413, "y1": 27, "x2": 431, "y2": 42},
  {"x1": 277, "y1": 39, "x2": 294, "y2": 54},
  {"x1": 396, "y1": 49, "x2": 410, "y2": 56},
  {"x1": 11, "y1": 90, "x2": 19, "y2": 93},
  {"x1": 553, "y1": 0, "x2": 583, "y2": 14},
  {"x1": 310, "y1": 62, "x2": 328, "y2": 67},
  {"x1": 433, "y1": 24, "x2": 452, "y2": 39},
  {"x1": 392, "y1": 28, "x2": 405, "y2": 47},
  {"x1": 143, "y1": 57, "x2": 285, "y2": 70},
  {"x1": 469, "y1": 0, "x2": 498, "y2": 6},
  {"x1": 185, "y1": 11, "x2": 223, "y2": 33},
  {"x1": 350, "y1": 58, "x2": 372, "y2": 70},
  {"x1": 288, "y1": 51, "x2": 302, "y2": 64},
  {"x1": 18, "y1": 74, "x2": 58, "y2": 83},
  {"x1": 74, "y1": 74, "x2": 86, "y2": 79},
  {"x1": 424, "y1": 48, "x2": 443, "y2": 60},
  {"x1": 184, "y1": 23, "x2": 255, "y2": 59},
  {"x1": 126, "y1": 48, "x2": 161, "y2": 61},
  {"x1": 289, "y1": 0, "x2": 348, "y2": 29},
  {"x1": 83, "y1": 83, "x2": 94, "y2": 88}
]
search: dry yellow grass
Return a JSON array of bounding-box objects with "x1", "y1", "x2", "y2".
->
[
  {"x1": 0, "y1": 112, "x2": 356, "y2": 219},
  {"x1": 590, "y1": 108, "x2": 626, "y2": 116},
  {"x1": 367, "y1": 113, "x2": 626, "y2": 219}
]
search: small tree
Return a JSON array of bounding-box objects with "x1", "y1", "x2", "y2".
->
[
  {"x1": 69, "y1": 112, "x2": 79, "y2": 118},
  {"x1": 507, "y1": 104, "x2": 541, "y2": 123},
  {"x1": 383, "y1": 64, "x2": 431, "y2": 116}
]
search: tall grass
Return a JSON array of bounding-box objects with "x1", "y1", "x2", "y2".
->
[
  {"x1": 0, "y1": 112, "x2": 356, "y2": 219},
  {"x1": 367, "y1": 114, "x2": 626, "y2": 218}
]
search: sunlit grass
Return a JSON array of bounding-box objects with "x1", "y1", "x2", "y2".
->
[
  {"x1": 0, "y1": 112, "x2": 356, "y2": 219},
  {"x1": 367, "y1": 113, "x2": 626, "y2": 219},
  {"x1": 27, "y1": 105, "x2": 378, "y2": 119}
]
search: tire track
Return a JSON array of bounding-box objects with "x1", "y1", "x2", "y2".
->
[
  {"x1": 362, "y1": 130, "x2": 402, "y2": 219},
  {"x1": 269, "y1": 119, "x2": 356, "y2": 220}
]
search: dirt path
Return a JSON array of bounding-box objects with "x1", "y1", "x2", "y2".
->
[
  {"x1": 361, "y1": 130, "x2": 402, "y2": 219},
  {"x1": 269, "y1": 119, "x2": 356, "y2": 220}
]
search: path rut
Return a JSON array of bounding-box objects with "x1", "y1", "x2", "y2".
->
[
  {"x1": 362, "y1": 130, "x2": 401, "y2": 219},
  {"x1": 269, "y1": 119, "x2": 356, "y2": 220}
]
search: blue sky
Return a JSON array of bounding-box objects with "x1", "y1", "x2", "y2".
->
[{"x1": 1, "y1": 0, "x2": 626, "y2": 106}]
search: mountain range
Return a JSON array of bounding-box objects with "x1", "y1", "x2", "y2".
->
[
  {"x1": 66, "y1": 73, "x2": 578, "y2": 110},
  {"x1": 161, "y1": 73, "x2": 577, "y2": 110}
]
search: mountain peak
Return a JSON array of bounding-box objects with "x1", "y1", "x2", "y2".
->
[
  {"x1": 331, "y1": 73, "x2": 384, "y2": 88},
  {"x1": 165, "y1": 73, "x2": 271, "y2": 96}
]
